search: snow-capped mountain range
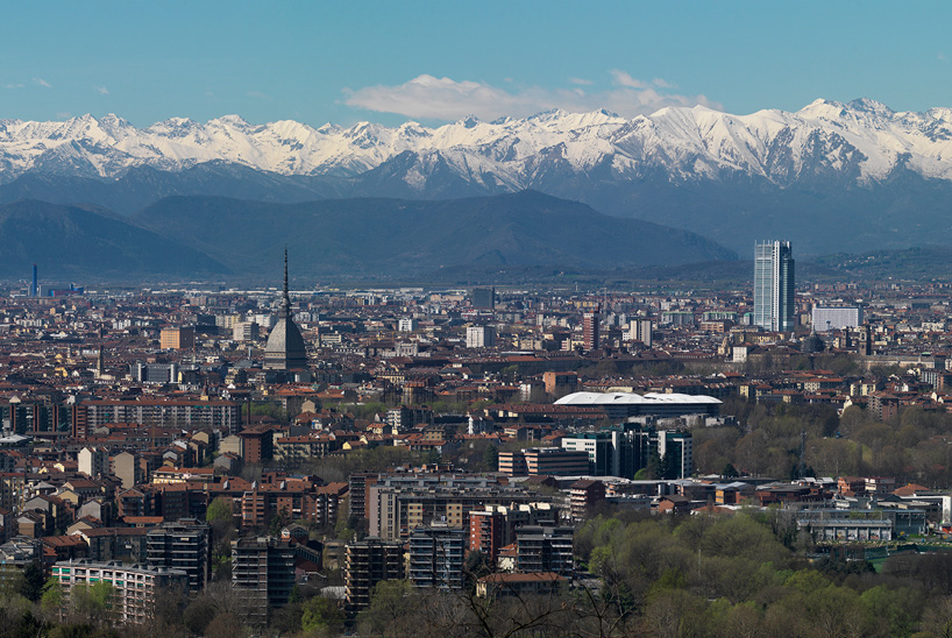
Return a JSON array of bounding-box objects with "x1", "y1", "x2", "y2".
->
[
  {"x1": 3, "y1": 98, "x2": 952, "y2": 185},
  {"x1": 5, "y1": 98, "x2": 952, "y2": 255}
]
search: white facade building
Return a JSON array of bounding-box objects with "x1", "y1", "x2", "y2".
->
[
  {"x1": 812, "y1": 306, "x2": 863, "y2": 331},
  {"x1": 466, "y1": 325, "x2": 496, "y2": 349}
]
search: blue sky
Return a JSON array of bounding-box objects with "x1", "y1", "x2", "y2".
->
[{"x1": 2, "y1": 1, "x2": 951, "y2": 127}]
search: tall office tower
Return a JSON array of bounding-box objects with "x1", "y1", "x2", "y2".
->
[
  {"x1": 582, "y1": 309, "x2": 600, "y2": 351},
  {"x1": 471, "y1": 287, "x2": 495, "y2": 309},
  {"x1": 753, "y1": 240, "x2": 795, "y2": 332}
]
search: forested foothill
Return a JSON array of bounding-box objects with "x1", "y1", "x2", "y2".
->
[{"x1": 696, "y1": 396, "x2": 952, "y2": 485}]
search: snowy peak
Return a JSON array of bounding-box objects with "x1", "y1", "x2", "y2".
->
[{"x1": 4, "y1": 99, "x2": 952, "y2": 188}]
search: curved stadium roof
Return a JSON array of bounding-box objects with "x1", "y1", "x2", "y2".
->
[{"x1": 554, "y1": 391, "x2": 722, "y2": 406}]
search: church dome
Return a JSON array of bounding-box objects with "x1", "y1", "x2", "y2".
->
[
  {"x1": 263, "y1": 250, "x2": 308, "y2": 371},
  {"x1": 265, "y1": 316, "x2": 307, "y2": 369}
]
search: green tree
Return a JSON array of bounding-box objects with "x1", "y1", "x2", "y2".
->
[
  {"x1": 21, "y1": 561, "x2": 46, "y2": 602},
  {"x1": 206, "y1": 496, "x2": 237, "y2": 579},
  {"x1": 204, "y1": 612, "x2": 244, "y2": 638},
  {"x1": 639, "y1": 452, "x2": 663, "y2": 480},
  {"x1": 660, "y1": 453, "x2": 679, "y2": 480},
  {"x1": 206, "y1": 496, "x2": 234, "y2": 526},
  {"x1": 182, "y1": 596, "x2": 217, "y2": 635},
  {"x1": 643, "y1": 588, "x2": 710, "y2": 638},
  {"x1": 248, "y1": 402, "x2": 289, "y2": 423},
  {"x1": 0, "y1": 592, "x2": 40, "y2": 638},
  {"x1": 0, "y1": 569, "x2": 26, "y2": 599},
  {"x1": 40, "y1": 578, "x2": 64, "y2": 622},
  {"x1": 72, "y1": 581, "x2": 114, "y2": 625},
  {"x1": 300, "y1": 596, "x2": 345, "y2": 635},
  {"x1": 464, "y1": 550, "x2": 493, "y2": 584},
  {"x1": 859, "y1": 585, "x2": 921, "y2": 638},
  {"x1": 356, "y1": 580, "x2": 419, "y2": 637},
  {"x1": 723, "y1": 601, "x2": 765, "y2": 638},
  {"x1": 269, "y1": 506, "x2": 292, "y2": 535},
  {"x1": 482, "y1": 444, "x2": 499, "y2": 472}
]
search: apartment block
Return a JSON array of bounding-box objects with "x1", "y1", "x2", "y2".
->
[
  {"x1": 515, "y1": 525, "x2": 574, "y2": 577},
  {"x1": 344, "y1": 537, "x2": 404, "y2": 611},
  {"x1": 232, "y1": 536, "x2": 296, "y2": 619},
  {"x1": 408, "y1": 525, "x2": 465, "y2": 590},
  {"x1": 145, "y1": 518, "x2": 212, "y2": 594},
  {"x1": 51, "y1": 560, "x2": 188, "y2": 625}
]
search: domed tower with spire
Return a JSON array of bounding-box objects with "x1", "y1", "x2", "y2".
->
[{"x1": 264, "y1": 249, "x2": 308, "y2": 371}]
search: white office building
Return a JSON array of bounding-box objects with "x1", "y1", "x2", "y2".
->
[
  {"x1": 466, "y1": 325, "x2": 496, "y2": 349},
  {"x1": 812, "y1": 306, "x2": 863, "y2": 331}
]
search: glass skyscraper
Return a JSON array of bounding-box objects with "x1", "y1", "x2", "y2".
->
[{"x1": 753, "y1": 240, "x2": 795, "y2": 331}]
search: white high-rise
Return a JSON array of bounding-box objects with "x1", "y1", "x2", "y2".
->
[
  {"x1": 466, "y1": 325, "x2": 496, "y2": 349},
  {"x1": 753, "y1": 240, "x2": 795, "y2": 332}
]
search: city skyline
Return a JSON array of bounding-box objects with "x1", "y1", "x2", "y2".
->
[{"x1": 0, "y1": 245, "x2": 949, "y2": 634}]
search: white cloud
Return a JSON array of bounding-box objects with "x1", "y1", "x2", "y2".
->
[
  {"x1": 32, "y1": 77, "x2": 51, "y2": 88},
  {"x1": 247, "y1": 90, "x2": 271, "y2": 99},
  {"x1": 609, "y1": 70, "x2": 648, "y2": 89},
  {"x1": 343, "y1": 73, "x2": 720, "y2": 121},
  {"x1": 3, "y1": 83, "x2": 24, "y2": 90},
  {"x1": 95, "y1": 85, "x2": 109, "y2": 95},
  {"x1": 569, "y1": 77, "x2": 593, "y2": 86}
]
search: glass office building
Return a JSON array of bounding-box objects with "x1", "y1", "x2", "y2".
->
[{"x1": 753, "y1": 240, "x2": 795, "y2": 331}]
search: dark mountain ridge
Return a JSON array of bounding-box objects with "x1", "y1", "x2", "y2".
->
[
  {"x1": 0, "y1": 200, "x2": 228, "y2": 278},
  {"x1": 0, "y1": 191, "x2": 735, "y2": 280},
  {"x1": 128, "y1": 190, "x2": 737, "y2": 277}
]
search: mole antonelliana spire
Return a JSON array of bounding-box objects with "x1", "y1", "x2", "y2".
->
[
  {"x1": 280, "y1": 247, "x2": 291, "y2": 319},
  {"x1": 263, "y1": 248, "x2": 307, "y2": 371}
]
